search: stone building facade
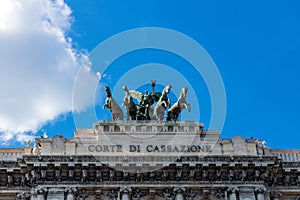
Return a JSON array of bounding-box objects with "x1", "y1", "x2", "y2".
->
[{"x1": 0, "y1": 121, "x2": 300, "y2": 200}]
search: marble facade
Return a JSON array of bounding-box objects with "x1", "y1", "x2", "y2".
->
[{"x1": 0, "y1": 121, "x2": 300, "y2": 200}]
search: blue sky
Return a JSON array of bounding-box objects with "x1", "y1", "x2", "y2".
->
[{"x1": 1, "y1": 1, "x2": 300, "y2": 149}]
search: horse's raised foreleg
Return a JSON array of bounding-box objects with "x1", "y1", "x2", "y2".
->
[
  {"x1": 180, "y1": 102, "x2": 191, "y2": 112},
  {"x1": 187, "y1": 103, "x2": 191, "y2": 112},
  {"x1": 112, "y1": 112, "x2": 123, "y2": 120},
  {"x1": 126, "y1": 109, "x2": 130, "y2": 120},
  {"x1": 166, "y1": 110, "x2": 173, "y2": 121}
]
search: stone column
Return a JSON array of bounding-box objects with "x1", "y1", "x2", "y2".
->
[
  {"x1": 120, "y1": 187, "x2": 132, "y2": 200},
  {"x1": 271, "y1": 192, "x2": 282, "y2": 200},
  {"x1": 149, "y1": 188, "x2": 156, "y2": 199},
  {"x1": 31, "y1": 188, "x2": 38, "y2": 200},
  {"x1": 255, "y1": 187, "x2": 266, "y2": 200},
  {"x1": 65, "y1": 187, "x2": 77, "y2": 200},
  {"x1": 95, "y1": 188, "x2": 102, "y2": 200},
  {"x1": 173, "y1": 187, "x2": 186, "y2": 200},
  {"x1": 239, "y1": 186, "x2": 255, "y2": 200},
  {"x1": 36, "y1": 187, "x2": 47, "y2": 200},
  {"x1": 227, "y1": 188, "x2": 238, "y2": 200}
]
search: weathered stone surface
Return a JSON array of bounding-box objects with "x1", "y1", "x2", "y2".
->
[
  {"x1": 232, "y1": 136, "x2": 248, "y2": 155},
  {"x1": 0, "y1": 120, "x2": 300, "y2": 200}
]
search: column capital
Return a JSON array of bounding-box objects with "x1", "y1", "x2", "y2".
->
[
  {"x1": 65, "y1": 187, "x2": 78, "y2": 194},
  {"x1": 255, "y1": 187, "x2": 266, "y2": 193},
  {"x1": 36, "y1": 187, "x2": 47, "y2": 194},
  {"x1": 227, "y1": 187, "x2": 239, "y2": 193},
  {"x1": 173, "y1": 187, "x2": 186, "y2": 193},
  {"x1": 120, "y1": 187, "x2": 132, "y2": 193}
]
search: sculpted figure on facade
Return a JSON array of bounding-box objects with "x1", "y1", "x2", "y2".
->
[
  {"x1": 21, "y1": 174, "x2": 26, "y2": 187},
  {"x1": 202, "y1": 169, "x2": 208, "y2": 181},
  {"x1": 25, "y1": 172, "x2": 31, "y2": 186},
  {"x1": 31, "y1": 169, "x2": 37, "y2": 185},
  {"x1": 68, "y1": 169, "x2": 74, "y2": 181},
  {"x1": 7, "y1": 174, "x2": 13, "y2": 187},
  {"x1": 136, "y1": 170, "x2": 142, "y2": 182},
  {"x1": 288, "y1": 171, "x2": 297, "y2": 186},
  {"x1": 229, "y1": 169, "x2": 234, "y2": 181},
  {"x1": 96, "y1": 169, "x2": 102, "y2": 182},
  {"x1": 41, "y1": 169, "x2": 47, "y2": 181},
  {"x1": 123, "y1": 171, "x2": 128, "y2": 181},
  {"x1": 285, "y1": 174, "x2": 290, "y2": 186},
  {"x1": 109, "y1": 170, "x2": 115, "y2": 181},
  {"x1": 55, "y1": 169, "x2": 61, "y2": 182},
  {"x1": 186, "y1": 189, "x2": 196, "y2": 200},
  {"x1": 221, "y1": 168, "x2": 229, "y2": 181},
  {"x1": 242, "y1": 169, "x2": 248, "y2": 181},
  {"x1": 255, "y1": 140, "x2": 264, "y2": 155},
  {"x1": 215, "y1": 169, "x2": 221, "y2": 181},
  {"x1": 255, "y1": 169, "x2": 260, "y2": 181},
  {"x1": 189, "y1": 169, "x2": 195, "y2": 181},
  {"x1": 176, "y1": 169, "x2": 182, "y2": 180},
  {"x1": 149, "y1": 171, "x2": 155, "y2": 181},
  {"x1": 208, "y1": 168, "x2": 216, "y2": 181},
  {"x1": 163, "y1": 169, "x2": 169, "y2": 181},
  {"x1": 76, "y1": 189, "x2": 88, "y2": 200},
  {"x1": 32, "y1": 142, "x2": 41, "y2": 155},
  {"x1": 260, "y1": 170, "x2": 270, "y2": 182},
  {"x1": 234, "y1": 167, "x2": 242, "y2": 181},
  {"x1": 132, "y1": 188, "x2": 144, "y2": 200},
  {"x1": 161, "y1": 188, "x2": 174, "y2": 200},
  {"x1": 82, "y1": 169, "x2": 88, "y2": 182},
  {"x1": 266, "y1": 170, "x2": 275, "y2": 185}
]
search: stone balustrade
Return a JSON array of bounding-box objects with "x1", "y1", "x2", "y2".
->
[
  {"x1": 270, "y1": 149, "x2": 300, "y2": 162},
  {"x1": 0, "y1": 148, "x2": 24, "y2": 161},
  {"x1": 93, "y1": 120, "x2": 204, "y2": 133}
]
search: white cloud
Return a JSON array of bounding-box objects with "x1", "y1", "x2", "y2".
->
[{"x1": 0, "y1": 0, "x2": 92, "y2": 145}]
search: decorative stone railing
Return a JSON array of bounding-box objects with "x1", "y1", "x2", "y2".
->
[
  {"x1": 94, "y1": 120, "x2": 204, "y2": 133},
  {"x1": 0, "y1": 148, "x2": 24, "y2": 161},
  {"x1": 270, "y1": 149, "x2": 300, "y2": 162}
]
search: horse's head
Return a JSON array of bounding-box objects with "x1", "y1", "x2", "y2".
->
[
  {"x1": 180, "y1": 87, "x2": 188, "y2": 98},
  {"x1": 164, "y1": 85, "x2": 172, "y2": 94},
  {"x1": 122, "y1": 85, "x2": 128, "y2": 91},
  {"x1": 105, "y1": 86, "x2": 112, "y2": 98}
]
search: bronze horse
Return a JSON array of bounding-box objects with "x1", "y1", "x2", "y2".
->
[
  {"x1": 167, "y1": 87, "x2": 191, "y2": 121},
  {"x1": 103, "y1": 86, "x2": 123, "y2": 120}
]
